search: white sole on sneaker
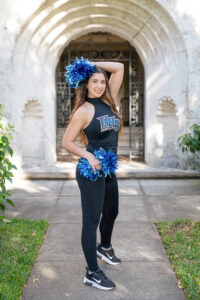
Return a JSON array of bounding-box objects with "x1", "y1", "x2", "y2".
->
[
  {"x1": 96, "y1": 250, "x2": 121, "y2": 265},
  {"x1": 83, "y1": 277, "x2": 114, "y2": 290}
]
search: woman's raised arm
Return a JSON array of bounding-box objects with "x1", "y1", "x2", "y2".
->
[{"x1": 93, "y1": 61, "x2": 124, "y2": 103}]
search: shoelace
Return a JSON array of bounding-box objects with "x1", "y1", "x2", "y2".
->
[
  {"x1": 95, "y1": 268, "x2": 107, "y2": 280},
  {"x1": 106, "y1": 247, "x2": 115, "y2": 257}
]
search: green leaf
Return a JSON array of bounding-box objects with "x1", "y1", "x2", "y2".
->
[
  {"x1": 3, "y1": 146, "x2": 10, "y2": 152},
  {"x1": 186, "y1": 135, "x2": 192, "y2": 143},
  {"x1": 0, "y1": 183, "x2": 6, "y2": 193},
  {"x1": 0, "y1": 198, "x2": 5, "y2": 204},
  {"x1": 8, "y1": 123, "x2": 14, "y2": 129},
  {"x1": 0, "y1": 150, "x2": 5, "y2": 158},
  {"x1": 0, "y1": 193, "x2": 5, "y2": 200},
  {"x1": 6, "y1": 177, "x2": 13, "y2": 183},
  {"x1": 5, "y1": 160, "x2": 12, "y2": 169},
  {"x1": 1, "y1": 135, "x2": 8, "y2": 144},
  {"x1": 0, "y1": 202, "x2": 6, "y2": 211},
  {"x1": 2, "y1": 217, "x2": 12, "y2": 223},
  {"x1": 8, "y1": 146, "x2": 13, "y2": 156},
  {"x1": 8, "y1": 133, "x2": 13, "y2": 140},
  {"x1": 6, "y1": 198, "x2": 15, "y2": 207}
]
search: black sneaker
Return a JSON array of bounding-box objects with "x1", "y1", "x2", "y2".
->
[
  {"x1": 83, "y1": 267, "x2": 115, "y2": 290},
  {"x1": 96, "y1": 243, "x2": 121, "y2": 265}
]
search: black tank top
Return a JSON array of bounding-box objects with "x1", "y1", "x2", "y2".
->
[{"x1": 83, "y1": 97, "x2": 120, "y2": 154}]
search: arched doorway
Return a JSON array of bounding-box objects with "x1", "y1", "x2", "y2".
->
[
  {"x1": 12, "y1": 0, "x2": 189, "y2": 169},
  {"x1": 56, "y1": 32, "x2": 144, "y2": 161}
]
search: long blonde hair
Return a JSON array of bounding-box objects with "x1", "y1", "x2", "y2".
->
[{"x1": 68, "y1": 67, "x2": 123, "y2": 147}]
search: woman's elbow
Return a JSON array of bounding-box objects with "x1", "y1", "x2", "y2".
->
[
  {"x1": 62, "y1": 139, "x2": 71, "y2": 151},
  {"x1": 119, "y1": 63, "x2": 124, "y2": 70}
]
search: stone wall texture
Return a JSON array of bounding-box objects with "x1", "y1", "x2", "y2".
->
[{"x1": 0, "y1": 0, "x2": 200, "y2": 169}]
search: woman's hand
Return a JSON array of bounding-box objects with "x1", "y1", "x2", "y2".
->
[{"x1": 86, "y1": 152, "x2": 102, "y2": 173}]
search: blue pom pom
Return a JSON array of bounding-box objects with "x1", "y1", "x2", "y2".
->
[
  {"x1": 65, "y1": 57, "x2": 96, "y2": 88},
  {"x1": 104, "y1": 149, "x2": 118, "y2": 175},
  {"x1": 94, "y1": 148, "x2": 118, "y2": 178},
  {"x1": 77, "y1": 158, "x2": 102, "y2": 182},
  {"x1": 77, "y1": 148, "x2": 118, "y2": 182}
]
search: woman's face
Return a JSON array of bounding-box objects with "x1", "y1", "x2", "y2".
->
[{"x1": 87, "y1": 73, "x2": 106, "y2": 98}]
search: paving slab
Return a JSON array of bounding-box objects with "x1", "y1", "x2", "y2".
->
[
  {"x1": 105, "y1": 222, "x2": 168, "y2": 262},
  {"x1": 48, "y1": 196, "x2": 150, "y2": 224},
  {"x1": 143, "y1": 195, "x2": 200, "y2": 221},
  {"x1": 36, "y1": 222, "x2": 167, "y2": 263},
  {"x1": 5, "y1": 195, "x2": 58, "y2": 221},
  {"x1": 48, "y1": 196, "x2": 82, "y2": 223},
  {"x1": 117, "y1": 196, "x2": 149, "y2": 222},
  {"x1": 60, "y1": 179, "x2": 143, "y2": 196},
  {"x1": 21, "y1": 259, "x2": 185, "y2": 300},
  {"x1": 37, "y1": 223, "x2": 82, "y2": 261},
  {"x1": 118, "y1": 179, "x2": 143, "y2": 195},
  {"x1": 6, "y1": 179, "x2": 64, "y2": 196},
  {"x1": 61, "y1": 180, "x2": 80, "y2": 196},
  {"x1": 140, "y1": 179, "x2": 200, "y2": 195}
]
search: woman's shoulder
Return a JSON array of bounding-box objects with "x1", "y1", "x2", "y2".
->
[
  {"x1": 73, "y1": 102, "x2": 92, "y2": 119},
  {"x1": 73, "y1": 105, "x2": 87, "y2": 118},
  {"x1": 80, "y1": 101, "x2": 95, "y2": 112}
]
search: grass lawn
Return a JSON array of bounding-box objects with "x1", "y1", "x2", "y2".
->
[
  {"x1": 155, "y1": 219, "x2": 200, "y2": 300},
  {"x1": 0, "y1": 217, "x2": 49, "y2": 300}
]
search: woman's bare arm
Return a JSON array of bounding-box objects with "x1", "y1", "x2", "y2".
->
[
  {"x1": 93, "y1": 61, "x2": 124, "y2": 103},
  {"x1": 62, "y1": 107, "x2": 89, "y2": 158},
  {"x1": 61, "y1": 106, "x2": 101, "y2": 172}
]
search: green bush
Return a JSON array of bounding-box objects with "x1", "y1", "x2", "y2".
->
[
  {"x1": 0, "y1": 103, "x2": 17, "y2": 224},
  {"x1": 178, "y1": 123, "x2": 200, "y2": 154}
]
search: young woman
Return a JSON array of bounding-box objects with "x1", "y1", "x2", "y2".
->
[{"x1": 62, "y1": 59, "x2": 124, "y2": 290}]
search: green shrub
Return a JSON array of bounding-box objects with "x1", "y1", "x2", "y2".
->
[
  {"x1": 178, "y1": 123, "x2": 200, "y2": 154},
  {"x1": 0, "y1": 103, "x2": 17, "y2": 224}
]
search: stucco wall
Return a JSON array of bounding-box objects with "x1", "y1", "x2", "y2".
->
[{"x1": 0, "y1": 0, "x2": 199, "y2": 170}]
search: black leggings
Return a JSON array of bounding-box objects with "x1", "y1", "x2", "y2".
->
[{"x1": 76, "y1": 165, "x2": 119, "y2": 272}]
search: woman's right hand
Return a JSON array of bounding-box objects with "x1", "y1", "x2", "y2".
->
[{"x1": 86, "y1": 152, "x2": 101, "y2": 173}]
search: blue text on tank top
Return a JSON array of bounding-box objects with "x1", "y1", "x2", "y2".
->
[
  {"x1": 97, "y1": 115, "x2": 120, "y2": 132},
  {"x1": 84, "y1": 97, "x2": 120, "y2": 154}
]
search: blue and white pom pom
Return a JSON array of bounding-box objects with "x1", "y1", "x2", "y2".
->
[
  {"x1": 77, "y1": 148, "x2": 118, "y2": 182},
  {"x1": 94, "y1": 148, "x2": 118, "y2": 178},
  {"x1": 77, "y1": 158, "x2": 102, "y2": 182},
  {"x1": 101, "y1": 148, "x2": 118, "y2": 176},
  {"x1": 65, "y1": 57, "x2": 96, "y2": 88}
]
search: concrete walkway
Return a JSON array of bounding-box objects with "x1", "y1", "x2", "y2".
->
[{"x1": 6, "y1": 177, "x2": 200, "y2": 300}]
